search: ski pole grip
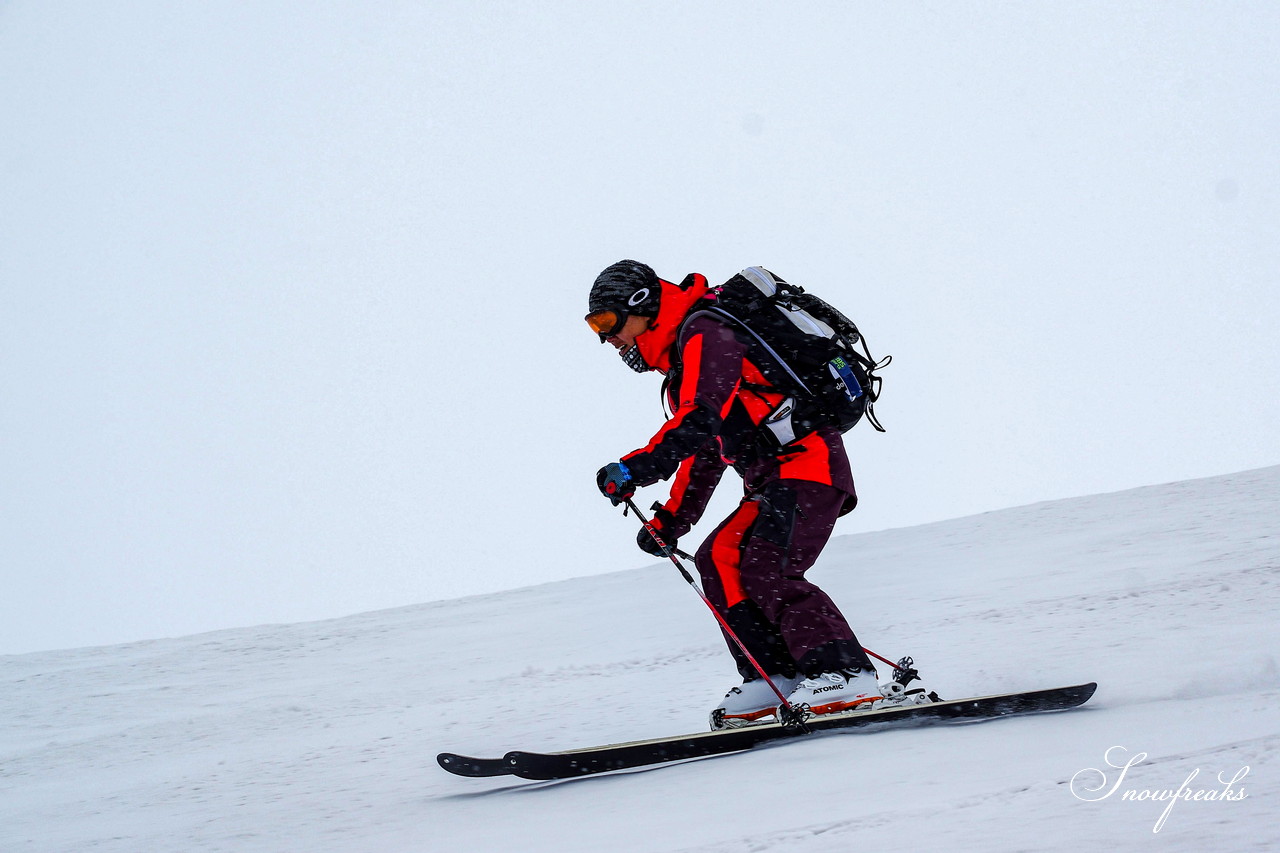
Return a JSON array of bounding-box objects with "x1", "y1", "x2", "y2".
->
[{"x1": 625, "y1": 498, "x2": 696, "y2": 583}]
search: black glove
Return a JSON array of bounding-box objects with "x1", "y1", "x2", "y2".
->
[
  {"x1": 596, "y1": 462, "x2": 635, "y2": 506},
  {"x1": 637, "y1": 506, "x2": 683, "y2": 557}
]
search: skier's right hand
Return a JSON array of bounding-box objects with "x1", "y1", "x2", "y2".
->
[{"x1": 596, "y1": 462, "x2": 635, "y2": 505}]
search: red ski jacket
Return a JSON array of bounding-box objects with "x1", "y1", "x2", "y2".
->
[{"x1": 620, "y1": 275, "x2": 857, "y2": 538}]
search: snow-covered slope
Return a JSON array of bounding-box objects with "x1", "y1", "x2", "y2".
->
[{"x1": 3, "y1": 467, "x2": 1277, "y2": 851}]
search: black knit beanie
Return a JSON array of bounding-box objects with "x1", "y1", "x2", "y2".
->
[{"x1": 588, "y1": 260, "x2": 661, "y2": 317}]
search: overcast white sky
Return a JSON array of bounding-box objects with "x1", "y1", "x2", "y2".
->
[{"x1": 2, "y1": 2, "x2": 1277, "y2": 654}]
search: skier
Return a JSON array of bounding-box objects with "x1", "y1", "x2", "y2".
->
[{"x1": 587, "y1": 260, "x2": 884, "y2": 728}]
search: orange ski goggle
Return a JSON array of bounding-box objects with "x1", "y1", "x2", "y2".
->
[{"x1": 585, "y1": 308, "x2": 628, "y2": 342}]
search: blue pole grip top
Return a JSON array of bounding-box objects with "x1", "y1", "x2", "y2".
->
[{"x1": 603, "y1": 461, "x2": 632, "y2": 495}]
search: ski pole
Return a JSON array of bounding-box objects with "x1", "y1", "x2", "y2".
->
[
  {"x1": 624, "y1": 497, "x2": 806, "y2": 727},
  {"x1": 861, "y1": 647, "x2": 903, "y2": 672}
]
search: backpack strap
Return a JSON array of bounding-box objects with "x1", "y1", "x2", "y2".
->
[{"x1": 685, "y1": 307, "x2": 814, "y2": 398}]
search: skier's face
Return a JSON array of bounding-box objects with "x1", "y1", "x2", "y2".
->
[{"x1": 604, "y1": 314, "x2": 650, "y2": 354}]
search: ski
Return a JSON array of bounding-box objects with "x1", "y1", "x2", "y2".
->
[{"x1": 437, "y1": 681, "x2": 1096, "y2": 780}]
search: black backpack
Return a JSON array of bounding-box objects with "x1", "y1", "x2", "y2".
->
[{"x1": 683, "y1": 267, "x2": 890, "y2": 446}]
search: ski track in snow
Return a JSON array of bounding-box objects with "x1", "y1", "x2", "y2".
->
[{"x1": 1, "y1": 466, "x2": 1277, "y2": 852}]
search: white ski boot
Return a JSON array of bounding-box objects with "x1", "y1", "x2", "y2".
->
[
  {"x1": 783, "y1": 667, "x2": 884, "y2": 717},
  {"x1": 709, "y1": 674, "x2": 803, "y2": 730}
]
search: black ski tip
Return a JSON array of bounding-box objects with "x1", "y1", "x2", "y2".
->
[
  {"x1": 436, "y1": 752, "x2": 512, "y2": 777},
  {"x1": 1049, "y1": 681, "x2": 1097, "y2": 705}
]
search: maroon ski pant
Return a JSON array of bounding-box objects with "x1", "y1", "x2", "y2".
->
[{"x1": 694, "y1": 479, "x2": 873, "y2": 681}]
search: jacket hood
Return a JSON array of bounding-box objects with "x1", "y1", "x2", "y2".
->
[{"x1": 633, "y1": 273, "x2": 710, "y2": 373}]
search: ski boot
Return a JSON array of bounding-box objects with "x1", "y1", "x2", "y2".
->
[
  {"x1": 709, "y1": 674, "x2": 802, "y2": 730},
  {"x1": 783, "y1": 666, "x2": 885, "y2": 718}
]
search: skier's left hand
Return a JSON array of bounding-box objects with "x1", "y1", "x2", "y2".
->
[
  {"x1": 637, "y1": 506, "x2": 679, "y2": 556},
  {"x1": 596, "y1": 462, "x2": 635, "y2": 505}
]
